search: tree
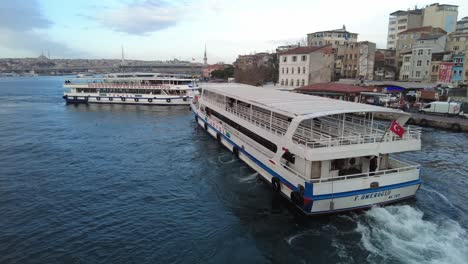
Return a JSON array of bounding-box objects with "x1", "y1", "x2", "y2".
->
[{"x1": 210, "y1": 66, "x2": 234, "y2": 79}]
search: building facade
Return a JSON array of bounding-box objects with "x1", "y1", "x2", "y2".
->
[
  {"x1": 399, "y1": 53, "x2": 412, "y2": 81},
  {"x1": 456, "y1": 17, "x2": 468, "y2": 32},
  {"x1": 452, "y1": 53, "x2": 465, "y2": 84},
  {"x1": 387, "y1": 9, "x2": 423, "y2": 49},
  {"x1": 409, "y1": 35, "x2": 447, "y2": 82},
  {"x1": 374, "y1": 49, "x2": 397, "y2": 81},
  {"x1": 336, "y1": 41, "x2": 375, "y2": 80},
  {"x1": 307, "y1": 26, "x2": 358, "y2": 48},
  {"x1": 422, "y1": 3, "x2": 458, "y2": 33},
  {"x1": 278, "y1": 46, "x2": 334, "y2": 87}
]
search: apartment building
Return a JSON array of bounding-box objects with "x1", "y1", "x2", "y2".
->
[
  {"x1": 422, "y1": 3, "x2": 459, "y2": 33},
  {"x1": 387, "y1": 9, "x2": 423, "y2": 49}
]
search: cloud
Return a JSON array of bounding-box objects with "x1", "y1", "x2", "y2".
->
[
  {"x1": 95, "y1": 0, "x2": 185, "y2": 35},
  {"x1": 0, "y1": 0, "x2": 52, "y2": 30},
  {"x1": 0, "y1": 0, "x2": 83, "y2": 58}
]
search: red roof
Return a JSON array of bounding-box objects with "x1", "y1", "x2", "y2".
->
[
  {"x1": 398, "y1": 26, "x2": 446, "y2": 35},
  {"x1": 279, "y1": 45, "x2": 332, "y2": 55},
  {"x1": 295, "y1": 83, "x2": 376, "y2": 94}
]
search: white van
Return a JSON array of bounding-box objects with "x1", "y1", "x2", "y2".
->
[{"x1": 419, "y1": 101, "x2": 461, "y2": 116}]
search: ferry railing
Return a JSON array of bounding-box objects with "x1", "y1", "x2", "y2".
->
[
  {"x1": 296, "y1": 124, "x2": 421, "y2": 149},
  {"x1": 280, "y1": 158, "x2": 419, "y2": 184},
  {"x1": 310, "y1": 162, "x2": 419, "y2": 184}
]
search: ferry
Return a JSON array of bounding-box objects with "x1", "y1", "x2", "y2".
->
[
  {"x1": 63, "y1": 73, "x2": 199, "y2": 105},
  {"x1": 191, "y1": 83, "x2": 422, "y2": 215}
]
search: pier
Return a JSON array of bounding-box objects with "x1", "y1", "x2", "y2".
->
[{"x1": 407, "y1": 112, "x2": 468, "y2": 132}]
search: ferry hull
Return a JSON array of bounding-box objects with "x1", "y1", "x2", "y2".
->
[
  {"x1": 194, "y1": 109, "x2": 421, "y2": 215},
  {"x1": 63, "y1": 94, "x2": 192, "y2": 106}
]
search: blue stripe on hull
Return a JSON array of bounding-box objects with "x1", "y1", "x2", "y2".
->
[{"x1": 195, "y1": 112, "x2": 421, "y2": 214}]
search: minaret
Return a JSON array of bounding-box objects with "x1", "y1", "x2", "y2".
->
[
  {"x1": 121, "y1": 45, "x2": 126, "y2": 65},
  {"x1": 203, "y1": 44, "x2": 207, "y2": 65}
]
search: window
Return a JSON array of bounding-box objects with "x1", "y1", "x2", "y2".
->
[
  {"x1": 404, "y1": 57, "x2": 410, "y2": 62},
  {"x1": 297, "y1": 67, "x2": 300, "y2": 73},
  {"x1": 301, "y1": 55, "x2": 307, "y2": 61},
  {"x1": 290, "y1": 79, "x2": 294, "y2": 86},
  {"x1": 417, "y1": 60, "x2": 422, "y2": 66},
  {"x1": 428, "y1": 49, "x2": 431, "y2": 55},
  {"x1": 285, "y1": 79, "x2": 288, "y2": 85},
  {"x1": 418, "y1": 49, "x2": 423, "y2": 55},
  {"x1": 292, "y1": 67, "x2": 294, "y2": 74},
  {"x1": 303, "y1": 67, "x2": 306, "y2": 73},
  {"x1": 286, "y1": 68, "x2": 289, "y2": 74},
  {"x1": 426, "y1": 60, "x2": 430, "y2": 66},
  {"x1": 282, "y1": 68, "x2": 284, "y2": 74},
  {"x1": 301, "y1": 79, "x2": 305, "y2": 86},
  {"x1": 281, "y1": 79, "x2": 284, "y2": 85},
  {"x1": 283, "y1": 56, "x2": 287, "y2": 62},
  {"x1": 397, "y1": 25, "x2": 406, "y2": 30},
  {"x1": 416, "y1": 71, "x2": 421, "y2": 77},
  {"x1": 296, "y1": 79, "x2": 300, "y2": 86},
  {"x1": 292, "y1": 56, "x2": 297, "y2": 62}
]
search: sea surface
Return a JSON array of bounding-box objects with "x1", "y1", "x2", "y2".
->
[{"x1": 0, "y1": 76, "x2": 467, "y2": 264}]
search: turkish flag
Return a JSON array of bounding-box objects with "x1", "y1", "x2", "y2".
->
[{"x1": 389, "y1": 120, "x2": 405, "y2": 138}]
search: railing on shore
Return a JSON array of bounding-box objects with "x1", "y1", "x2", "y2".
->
[{"x1": 65, "y1": 83, "x2": 197, "y2": 90}]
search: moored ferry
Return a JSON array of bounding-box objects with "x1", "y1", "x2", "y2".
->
[
  {"x1": 191, "y1": 83, "x2": 422, "y2": 215},
  {"x1": 63, "y1": 73, "x2": 199, "y2": 105}
]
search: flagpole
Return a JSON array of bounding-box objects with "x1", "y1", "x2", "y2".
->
[{"x1": 379, "y1": 122, "x2": 391, "y2": 143}]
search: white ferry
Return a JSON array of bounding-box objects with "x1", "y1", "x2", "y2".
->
[
  {"x1": 192, "y1": 83, "x2": 422, "y2": 215},
  {"x1": 63, "y1": 73, "x2": 199, "y2": 105}
]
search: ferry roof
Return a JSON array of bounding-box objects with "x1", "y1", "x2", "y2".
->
[{"x1": 202, "y1": 83, "x2": 408, "y2": 118}]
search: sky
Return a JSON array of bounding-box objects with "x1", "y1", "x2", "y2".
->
[{"x1": 0, "y1": 0, "x2": 466, "y2": 63}]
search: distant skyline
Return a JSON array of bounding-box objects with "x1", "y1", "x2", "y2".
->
[{"x1": 0, "y1": 0, "x2": 467, "y2": 63}]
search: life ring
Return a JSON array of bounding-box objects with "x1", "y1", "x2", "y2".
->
[
  {"x1": 451, "y1": 123, "x2": 461, "y2": 132},
  {"x1": 108, "y1": 97, "x2": 113, "y2": 101},
  {"x1": 148, "y1": 99, "x2": 153, "y2": 103},
  {"x1": 134, "y1": 98, "x2": 139, "y2": 102},
  {"x1": 183, "y1": 97, "x2": 187, "y2": 102},
  {"x1": 290, "y1": 191, "x2": 304, "y2": 207},
  {"x1": 166, "y1": 99, "x2": 171, "y2": 103},
  {"x1": 96, "y1": 97, "x2": 100, "y2": 101},
  {"x1": 272, "y1": 177, "x2": 281, "y2": 192},
  {"x1": 121, "y1": 97, "x2": 126, "y2": 101}
]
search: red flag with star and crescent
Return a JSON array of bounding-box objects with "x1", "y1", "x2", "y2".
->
[{"x1": 389, "y1": 120, "x2": 405, "y2": 138}]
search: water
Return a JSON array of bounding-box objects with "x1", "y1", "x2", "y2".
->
[{"x1": 0, "y1": 76, "x2": 467, "y2": 264}]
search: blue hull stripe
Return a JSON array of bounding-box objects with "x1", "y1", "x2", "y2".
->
[{"x1": 196, "y1": 113, "x2": 421, "y2": 201}]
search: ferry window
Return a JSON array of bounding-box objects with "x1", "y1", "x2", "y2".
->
[{"x1": 281, "y1": 151, "x2": 295, "y2": 165}]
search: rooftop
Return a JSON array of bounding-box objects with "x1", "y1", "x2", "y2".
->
[
  {"x1": 279, "y1": 45, "x2": 332, "y2": 55},
  {"x1": 398, "y1": 26, "x2": 446, "y2": 35},
  {"x1": 201, "y1": 83, "x2": 406, "y2": 118}
]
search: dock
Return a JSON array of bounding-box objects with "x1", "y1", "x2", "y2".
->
[{"x1": 407, "y1": 112, "x2": 468, "y2": 132}]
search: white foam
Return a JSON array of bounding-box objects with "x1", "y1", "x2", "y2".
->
[
  {"x1": 356, "y1": 205, "x2": 468, "y2": 264},
  {"x1": 238, "y1": 172, "x2": 258, "y2": 183},
  {"x1": 217, "y1": 154, "x2": 236, "y2": 164}
]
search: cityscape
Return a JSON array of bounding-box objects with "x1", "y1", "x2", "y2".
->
[{"x1": 0, "y1": 1, "x2": 467, "y2": 264}]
